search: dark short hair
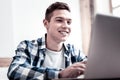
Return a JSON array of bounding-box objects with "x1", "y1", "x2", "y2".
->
[{"x1": 45, "y1": 2, "x2": 71, "y2": 22}]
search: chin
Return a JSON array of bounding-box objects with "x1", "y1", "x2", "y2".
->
[
  {"x1": 59, "y1": 36, "x2": 69, "y2": 42},
  {"x1": 61, "y1": 38, "x2": 67, "y2": 42}
]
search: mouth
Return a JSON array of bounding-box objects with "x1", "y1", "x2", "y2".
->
[{"x1": 58, "y1": 31, "x2": 69, "y2": 36}]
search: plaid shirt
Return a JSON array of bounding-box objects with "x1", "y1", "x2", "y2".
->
[{"x1": 7, "y1": 34, "x2": 87, "y2": 80}]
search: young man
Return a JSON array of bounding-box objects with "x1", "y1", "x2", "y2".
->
[{"x1": 7, "y1": 2, "x2": 87, "y2": 80}]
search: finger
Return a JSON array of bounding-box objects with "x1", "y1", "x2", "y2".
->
[
  {"x1": 72, "y1": 67, "x2": 85, "y2": 77},
  {"x1": 82, "y1": 61, "x2": 87, "y2": 65},
  {"x1": 72, "y1": 62, "x2": 86, "y2": 69}
]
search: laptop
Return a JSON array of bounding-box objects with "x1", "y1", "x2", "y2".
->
[{"x1": 84, "y1": 14, "x2": 120, "y2": 79}]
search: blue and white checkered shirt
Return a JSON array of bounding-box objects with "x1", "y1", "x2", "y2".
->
[{"x1": 7, "y1": 34, "x2": 87, "y2": 80}]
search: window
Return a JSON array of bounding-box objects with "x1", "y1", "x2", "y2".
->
[{"x1": 111, "y1": 0, "x2": 120, "y2": 17}]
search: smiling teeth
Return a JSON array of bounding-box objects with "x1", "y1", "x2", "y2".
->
[{"x1": 60, "y1": 31, "x2": 67, "y2": 35}]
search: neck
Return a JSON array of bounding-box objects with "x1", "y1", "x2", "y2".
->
[{"x1": 46, "y1": 35, "x2": 63, "y2": 52}]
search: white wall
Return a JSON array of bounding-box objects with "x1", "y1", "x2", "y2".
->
[
  {"x1": 95, "y1": 0, "x2": 111, "y2": 15},
  {"x1": 112, "y1": 0, "x2": 120, "y2": 17},
  {"x1": 0, "y1": 0, "x2": 14, "y2": 57},
  {"x1": 0, "y1": 0, "x2": 82, "y2": 57}
]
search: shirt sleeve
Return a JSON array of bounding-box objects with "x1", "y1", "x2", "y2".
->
[
  {"x1": 70, "y1": 44, "x2": 87, "y2": 63},
  {"x1": 7, "y1": 40, "x2": 60, "y2": 80}
]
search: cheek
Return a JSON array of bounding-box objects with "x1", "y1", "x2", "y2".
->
[
  {"x1": 69, "y1": 28, "x2": 71, "y2": 33},
  {"x1": 47, "y1": 25, "x2": 56, "y2": 33},
  {"x1": 46, "y1": 23, "x2": 54, "y2": 31},
  {"x1": 49, "y1": 24, "x2": 59, "y2": 31}
]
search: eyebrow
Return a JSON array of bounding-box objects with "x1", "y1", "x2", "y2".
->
[{"x1": 55, "y1": 17, "x2": 72, "y2": 21}]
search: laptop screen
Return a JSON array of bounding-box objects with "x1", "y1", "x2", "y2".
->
[{"x1": 84, "y1": 14, "x2": 120, "y2": 79}]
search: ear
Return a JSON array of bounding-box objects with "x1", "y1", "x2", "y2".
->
[{"x1": 43, "y1": 19, "x2": 49, "y2": 29}]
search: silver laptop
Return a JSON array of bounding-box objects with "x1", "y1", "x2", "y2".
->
[{"x1": 84, "y1": 14, "x2": 120, "y2": 79}]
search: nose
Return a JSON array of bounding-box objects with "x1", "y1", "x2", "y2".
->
[{"x1": 62, "y1": 21, "x2": 70, "y2": 28}]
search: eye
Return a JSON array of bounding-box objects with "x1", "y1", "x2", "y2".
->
[
  {"x1": 67, "y1": 20, "x2": 72, "y2": 25},
  {"x1": 56, "y1": 19, "x2": 63, "y2": 22}
]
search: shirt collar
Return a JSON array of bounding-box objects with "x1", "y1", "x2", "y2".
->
[
  {"x1": 37, "y1": 34, "x2": 46, "y2": 49},
  {"x1": 37, "y1": 34, "x2": 69, "y2": 52}
]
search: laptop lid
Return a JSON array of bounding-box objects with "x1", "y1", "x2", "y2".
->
[{"x1": 84, "y1": 14, "x2": 120, "y2": 79}]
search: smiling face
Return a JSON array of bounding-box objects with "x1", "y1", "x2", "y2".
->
[{"x1": 44, "y1": 10, "x2": 72, "y2": 43}]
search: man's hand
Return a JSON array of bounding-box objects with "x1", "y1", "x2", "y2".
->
[{"x1": 59, "y1": 61, "x2": 87, "y2": 78}]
